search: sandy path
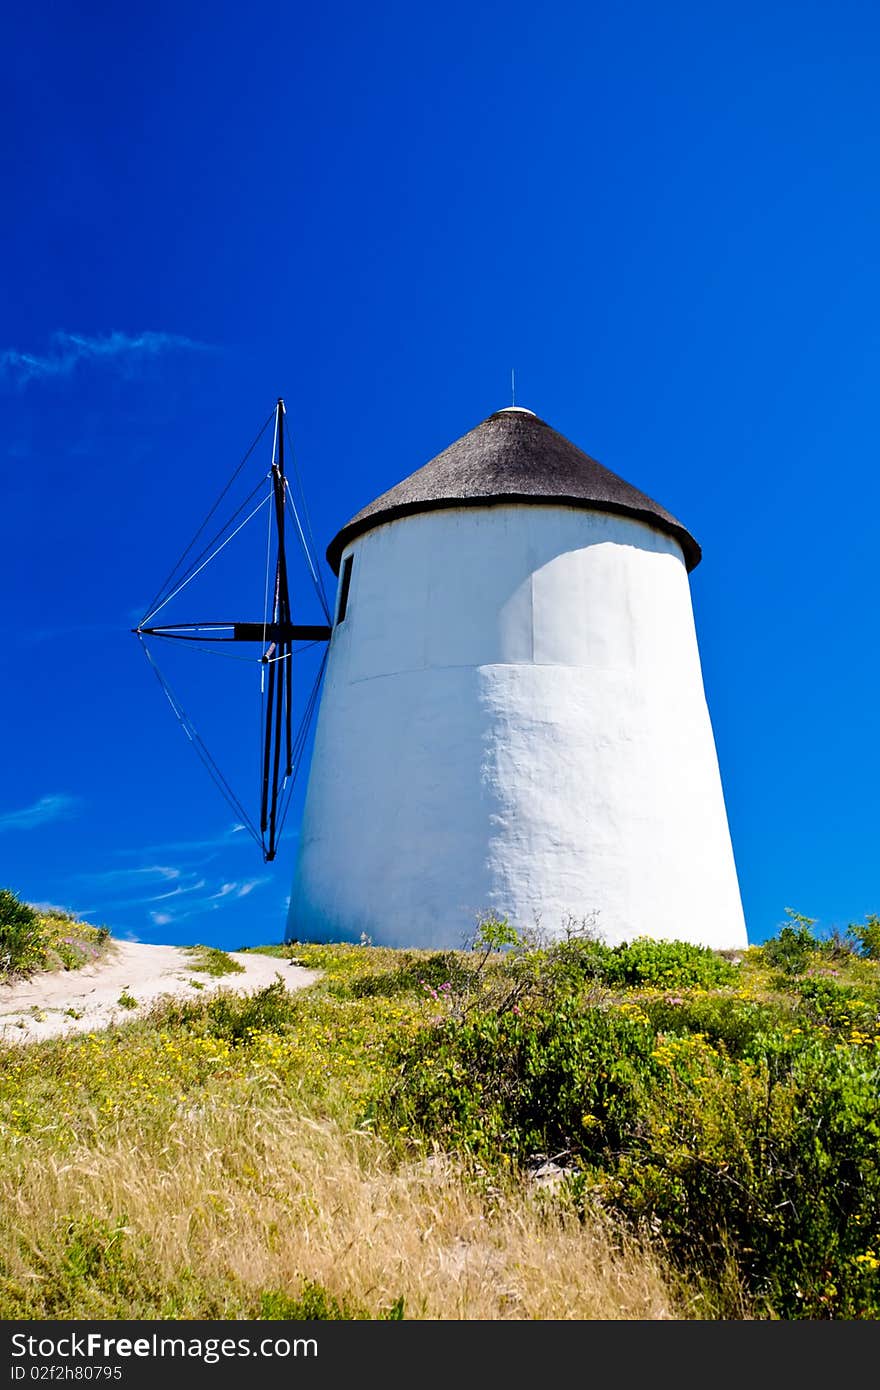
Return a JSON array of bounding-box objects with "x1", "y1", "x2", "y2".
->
[{"x1": 0, "y1": 941, "x2": 319, "y2": 1045}]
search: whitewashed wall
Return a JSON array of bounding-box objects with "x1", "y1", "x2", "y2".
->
[{"x1": 288, "y1": 504, "x2": 748, "y2": 950}]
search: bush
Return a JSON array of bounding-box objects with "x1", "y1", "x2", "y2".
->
[
  {"x1": 599, "y1": 937, "x2": 737, "y2": 989},
  {"x1": 643, "y1": 993, "x2": 790, "y2": 1057},
  {"x1": 794, "y1": 977, "x2": 879, "y2": 1040},
  {"x1": 381, "y1": 989, "x2": 880, "y2": 1318},
  {"x1": 489, "y1": 933, "x2": 736, "y2": 1001},
  {"x1": 56, "y1": 940, "x2": 89, "y2": 970},
  {"x1": 259, "y1": 1282, "x2": 404, "y2": 1320},
  {"x1": 533, "y1": 935, "x2": 735, "y2": 991},
  {"x1": 191, "y1": 978, "x2": 293, "y2": 1045},
  {"x1": 0, "y1": 890, "x2": 46, "y2": 977},
  {"x1": 382, "y1": 998, "x2": 659, "y2": 1162},
  {"x1": 848, "y1": 914, "x2": 880, "y2": 961},
  {"x1": 350, "y1": 951, "x2": 474, "y2": 1000},
  {"x1": 603, "y1": 1037, "x2": 880, "y2": 1319},
  {"x1": 185, "y1": 945, "x2": 245, "y2": 977},
  {"x1": 761, "y1": 910, "x2": 817, "y2": 976},
  {"x1": 541, "y1": 935, "x2": 615, "y2": 987}
]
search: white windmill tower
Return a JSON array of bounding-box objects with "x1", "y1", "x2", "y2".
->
[{"x1": 287, "y1": 406, "x2": 747, "y2": 952}]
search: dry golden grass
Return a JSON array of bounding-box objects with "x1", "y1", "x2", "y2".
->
[{"x1": 1, "y1": 1091, "x2": 684, "y2": 1319}]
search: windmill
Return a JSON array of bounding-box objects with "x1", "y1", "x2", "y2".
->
[
  {"x1": 288, "y1": 406, "x2": 748, "y2": 952},
  {"x1": 136, "y1": 401, "x2": 748, "y2": 952}
]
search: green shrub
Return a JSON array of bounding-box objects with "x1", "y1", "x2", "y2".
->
[
  {"x1": 381, "y1": 998, "x2": 659, "y2": 1162},
  {"x1": 600, "y1": 937, "x2": 737, "y2": 989},
  {"x1": 56, "y1": 940, "x2": 89, "y2": 970},
  {"x1": 12, "y1": 1216, "x2": 160, "y2": 1318},
  {"x1": 0, "y1": 890, "x2": 46, "y2": 977},
  {"x1": 469, "y1": 913, "x2": 526, "y2": 955},
  {"x1": 541, "y1": 935, "x2": 615, "y2": 987},
  {"x1": 259, "y1": 1282, "x2": 363, "y2": 1320},
  {"x1": 168, "y1": 977, "x2": 295, "y2": 1045},
  {"x1": 60, "y1": 1216, "x2": 132, "y2": 1287},
  {"x1": 185, "y1": 945, "x2": 245, "y2": 977},
  {"x1": 815, "y1": 925, "x2": 858, "y2": 961},
  {"x1": 259, "y1": 1282, "x2": 404, "y2": 1320},
  {"x1": 761, "y1": 910, "x2": 817, "y2": 976},
  {"x1": 602, "y1": 1037, "x2": 880, "y2": 1319},
  {"x1": 350, "y1": 951, "x2": 474, "y2": 1000},
  {"x1": 643, "y1": 993, "x2": 790, "y2": 1057},
  {"x1": 488, "y1": 934, "x2": 736, "y2": 1001},
  {"x1": 848, "y1": 914, "x2": 880, "y2": 961},
  {"x1": 381, "y1": 989, "x2": 880, "y2": 1319},
  {"x1": 794, "y1": 976, "x2": 879, "y2": 1040},
  {"x1": 0, "y1": 897, "x2": 111, "y2": 978}
]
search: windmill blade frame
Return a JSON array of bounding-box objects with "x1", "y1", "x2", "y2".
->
[{"x1": 134, "y1": 398, "x2": 332, "y2": 863}]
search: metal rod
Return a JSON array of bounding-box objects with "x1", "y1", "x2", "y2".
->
[
  {"x1": 260, "y1": 651, "x2": 276, "y2": 835},
  {"x1": 285, "y1": 634, "x2": 293, "y2": 776}
]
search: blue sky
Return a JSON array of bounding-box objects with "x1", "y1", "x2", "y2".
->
[{"x1": 1, "y1": 1, "x2": 877, "y2": 949}]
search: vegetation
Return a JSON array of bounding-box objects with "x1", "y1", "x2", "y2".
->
[
  {"x1": 848, "y1": 913, "x2": 880, "y2": 961},
  {"x1": 0, "y1": 907, "x2": 878, "y2": 1319},
  {"x1": 184, "y1": 945, "x2": 246, "y2": 978},
  {"x1": 0, "y1": 890, "x2": 110, "y2": 979},
  {"x1": 375, "y1": 914, "x2": 880, "y2": 1319}
]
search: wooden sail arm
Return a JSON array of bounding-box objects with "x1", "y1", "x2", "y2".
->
[
  {"x1": 236, "y1": 622, "x2": 331, "y2": 643},
  {"x1": 134, "y1": 621, "x2": 331, "y2": 643}
]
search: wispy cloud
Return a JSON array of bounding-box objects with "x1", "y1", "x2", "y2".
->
[
  {"x1": 209, "y1": 879, "x2": 266, "y2": 901},
  {"x1": 78, "y1": 865, "x2": 181, "y2": 887},
  {"x1": 236, "y1": 880, "x2": 263, "y2": 898},
  {"x1": 0, "y1": 330, "x2": 211, "y2": 388},
  {"x1": 59, "y1": 841, "x2": 270, "y2": 939},
  {"x1": 149, "y1": 879, "x2": 206, "y2": 903},
  {"x1": 74, "y1": 867, "x2": 211, "y2": 914},
  {"x1": 149, "y1": 877, "x2": 268, "y2": 925},
  {"x1": 0, "y1": 793, "x2": 80, "y2": 833},
  {"x1": 76, "y1": 863, "x2": 264, "y2": 922},
  {"x1": 114, "y1": 825, "x2": 251, "y2": 858}
]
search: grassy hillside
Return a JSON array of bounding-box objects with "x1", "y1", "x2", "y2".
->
[
  {"x1": 0, "y1": 890, "x2": 111, "y2": 978},
  {"x1": 0, "y1": 909, "x2": 878, "y2": 1319}
]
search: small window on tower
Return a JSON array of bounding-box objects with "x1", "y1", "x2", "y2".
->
[{"x1": 336, "y1": 554, "x2": 354, "y2": 625}]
